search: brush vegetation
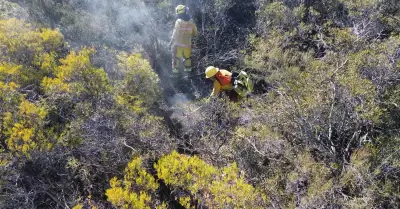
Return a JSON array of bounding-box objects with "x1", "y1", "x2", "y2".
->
[{"x1": 0, "y1": 0, "x2": 399, "y2": 208}]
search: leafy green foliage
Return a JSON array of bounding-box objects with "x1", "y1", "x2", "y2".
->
[
  {"x1": 106, "y1": 157, "x2": 160, "y2": 209},
  {"x1": 0, "y1": 18, "x2": 65, "y2": 93},
  {"x1": 0, "y1": 18, "x2": 63, "y2": 156},
  {"x1": 3, "y1": 100, "x2": 51, "y2": 156},
  {"x1": 42, "y1": 48, "x2": 109, "y2": 102},
  {"x1": 155, "y1": 151, "x2": 266, "y2": 208},
  {"x1": 115, "y1": 53, "x2": 161, "y2": 112}
]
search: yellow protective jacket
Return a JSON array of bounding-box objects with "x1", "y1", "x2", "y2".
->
[
  {"x1": 171, "y1": 19, "x2": 198, "y2": 47},
  {"x1": 211, "y1": 70, "x2": 233, "y2": 97}
]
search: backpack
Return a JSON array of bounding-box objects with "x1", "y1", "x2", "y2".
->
[{"x1": 231, "y1": 71, "x2": 253, "y2": 97}]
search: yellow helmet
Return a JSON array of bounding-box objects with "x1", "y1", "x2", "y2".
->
[
  {"x1": 175, "y1": 5, "x2": 186, "y2": 15},
  {"x1": 205, "y1": 66, "x2": 219, "y2": 78}
]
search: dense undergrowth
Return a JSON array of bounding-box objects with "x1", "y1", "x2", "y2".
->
[{"x1": 0, "y1": 0, "x2": 399, "y2": 208}]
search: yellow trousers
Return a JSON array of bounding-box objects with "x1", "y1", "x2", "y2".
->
[{"x1": 172, "y1": 46, "x2": 192, "y2": 70}]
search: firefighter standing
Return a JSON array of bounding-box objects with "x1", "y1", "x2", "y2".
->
[{"x1": 169, "y1": 5, "x2": 198, "y2": 75}]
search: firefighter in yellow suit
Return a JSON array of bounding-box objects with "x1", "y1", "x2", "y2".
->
[
  {"x1": 169, "y1": 5, "x2": 198, "y2": 74},
  {"x1": 205, "y1": 66, "x2": 254, "y2": 102}
]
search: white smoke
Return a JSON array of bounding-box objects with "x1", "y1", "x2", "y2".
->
[
  {"x1": 55, "y1": 0, "x2": 179, "y2": 80},
  {"x1": 167, "y1": 92, "x2": 204, "y2": 132},
  {"x1": 77, "y1": 0, "x2": 172, "y2": 47}
]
